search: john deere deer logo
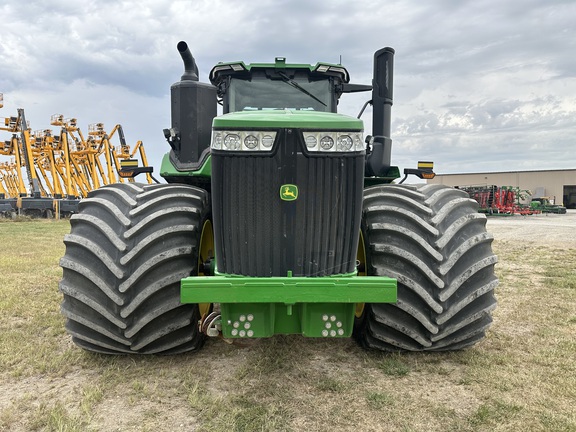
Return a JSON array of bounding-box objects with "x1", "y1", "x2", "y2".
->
[{"x1": 280, "y1": 184, "x2": 298, "y2": 201}]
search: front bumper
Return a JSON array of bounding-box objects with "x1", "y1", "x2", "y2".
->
[{"x1": 181, "y1": 274, "x2": 396, "y2": 338}]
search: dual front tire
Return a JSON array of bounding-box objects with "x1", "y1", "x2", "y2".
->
[
  {"x1": 354, "y1": 184, "x2": 498, "y2": 351},
  {"x1": 59, "y1": 183, "x2": 209, "y2": 354}
]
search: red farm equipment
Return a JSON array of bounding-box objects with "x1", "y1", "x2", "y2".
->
[{"x1": 458, "y1": 185, "x2": 537, "y2": 215}]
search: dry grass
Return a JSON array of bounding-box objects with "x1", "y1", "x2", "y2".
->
[{"x1": 0, "y1": 218, "x2": 575, "y2": 431}]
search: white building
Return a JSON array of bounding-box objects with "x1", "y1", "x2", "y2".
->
[{"x1": 427, "y1": 169, "x2": 576, "y2": 208}]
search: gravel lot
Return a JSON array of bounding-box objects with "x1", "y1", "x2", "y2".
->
[{"x1": 486, "y1": 209, "x2": 576, "y2": 246}]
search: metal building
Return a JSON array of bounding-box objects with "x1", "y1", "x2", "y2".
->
[{"x1": 427, "y1": 169, "x2": 576, "y2": 208}]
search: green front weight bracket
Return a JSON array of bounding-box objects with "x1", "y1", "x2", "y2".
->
[{"x1": 181, "y1": 274, "x2": 397, "y2": 339}]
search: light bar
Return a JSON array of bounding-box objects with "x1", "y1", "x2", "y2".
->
[
  {"x1": 313, "y1": 64, "x2": 350, "y2": 82},
  {"x1": 302, "y1": 131, "x2": 364, "y2": 153},
  {"x1": 209, "y1": 62, "x2": 248, "y2": 81},
  {"x1": 211, "y1": 130, "x2": 277, "y2": 151}
]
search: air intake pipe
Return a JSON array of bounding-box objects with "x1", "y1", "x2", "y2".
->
[
  {"x1": 165, "y1": 41, "x2": 217, "y2": 169},
  {"x1": 365, "y1": 47, "x2": 394, "y2": 177},
  {"x1": 177, "y1": 41, "x2": 199, "y2": 81}
]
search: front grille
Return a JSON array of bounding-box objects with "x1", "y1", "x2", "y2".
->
[{"x1": 211, "y1": 129, "x2": 364, "y2": 277}]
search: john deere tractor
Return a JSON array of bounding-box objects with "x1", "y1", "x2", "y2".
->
[{"x1": 59, "y1": 41, "x2": 498, "y2": 354}]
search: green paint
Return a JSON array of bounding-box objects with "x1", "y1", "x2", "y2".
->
[
  {"x1": 212, "y1": 110, "x2": 363, "y2": 130},
  {"x1": 364, "y1": 165, "x2": 401, "y2": 186},
  {"x1": 181, "y1": 274, "x2": 396, "y2": 304},
  {"x1": 219, "y1": 303, "x2": 356, "y2": 338},
  {"x1": 181, "y1": 274, "x2": 396, "y2": 338},
  {"x1": 159, "y1": 153, "x2": 212, "y2": 178}
]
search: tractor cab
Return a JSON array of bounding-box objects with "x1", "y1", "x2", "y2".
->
[{"x1": 209, "y1": 58, "x2": 350, "y2": 113}]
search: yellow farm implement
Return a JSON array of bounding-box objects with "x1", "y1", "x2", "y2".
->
[{"x1": 0, "y1": 93, "x2": 153, "y2": 217}]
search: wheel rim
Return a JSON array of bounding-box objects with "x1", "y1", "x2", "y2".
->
[{"x1": 198, "y1": 219, "x2": 214, "y2": 317}]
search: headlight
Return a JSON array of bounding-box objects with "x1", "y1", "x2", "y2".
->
[
  {"x1": 244, "y1": 135, "x2": 258, "y2": 149},
  {"x1": 212, "y1": 132, "x2": 223, "y2": 150},
  {"x1": 261, "y1": 134, "x2": 274, "y2": 148},
  {"x1": 302, "y1": 131, "x2": 364, "y2": 153},
  {"x1": 305, "y1": 135, "x2": 317, "y2": 149},
  {"x1": 211, "y1": 131, "x2": 277, "y2": 151},
  {"x1": 320, "y1": 136, "x2": 334, "y2": 150},
  {"x1": 337, "y1": 135, "x2": 353, "y2": 151},
  {"x1": 224, "y1": 134, "x2": 241, "y2": 150}
]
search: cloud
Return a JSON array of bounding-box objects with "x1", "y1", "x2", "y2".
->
[{"x1": 1, "y1": 0, "x2": 575, "y2": 177}]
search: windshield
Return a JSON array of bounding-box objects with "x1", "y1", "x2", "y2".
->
[{"x1": 227, "y1": 77, "x2": 332, "y2": 112}]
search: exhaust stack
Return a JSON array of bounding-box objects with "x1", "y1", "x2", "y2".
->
[{"x1": 365, "y1": 47, "x2": 394, "y2": 177}]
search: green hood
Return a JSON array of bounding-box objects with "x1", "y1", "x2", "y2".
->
[{"x1": 212, "y1": 110, "x2": 363, "y2": 130}]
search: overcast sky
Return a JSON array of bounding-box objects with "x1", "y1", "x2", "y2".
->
[{"x1": 1, "y1": 0, "x2": 575, "y2": 176}]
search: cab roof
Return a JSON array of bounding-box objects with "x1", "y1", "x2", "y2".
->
[{"x1": 209, "y1": 58, "x2": 350, "y2": 85}]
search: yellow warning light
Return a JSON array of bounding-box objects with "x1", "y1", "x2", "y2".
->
[
  {"x1": 418, "y1": 161, "x2": 434, "y2": 170},
  {"x1": 120, "y1": 159, "x2": 139, "y2": 168}
]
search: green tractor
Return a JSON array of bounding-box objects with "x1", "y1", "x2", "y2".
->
[
  {"x1": 59, "y1": 41, "x2": 498, "y2": 354},
  {"x1": 530, "y1": 197, "x2": 567, "y2": 214}
]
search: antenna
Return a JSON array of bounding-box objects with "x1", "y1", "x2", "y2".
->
[{"x1": 339, "y1": 55, "x2": 342, "y2": 65}]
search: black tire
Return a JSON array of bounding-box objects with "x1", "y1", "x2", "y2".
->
[
  {"x1": 59, "y1": 182, "x2": 209, "y2": 354},
  {"x1": 354, "y1": 184, "x2": 498, "y2": 351}
]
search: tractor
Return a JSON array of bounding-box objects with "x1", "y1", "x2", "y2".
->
[
  {"x1": 59, "y1": 41, "x2": 498, "y2": 354},
  {"x1": 530, "y1": 197, "x2": 567, "y2": 214}
]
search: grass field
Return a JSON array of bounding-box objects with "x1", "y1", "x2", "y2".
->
[{"x1": 0, "y1": 218, "x2": 575, "y2": 431}]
